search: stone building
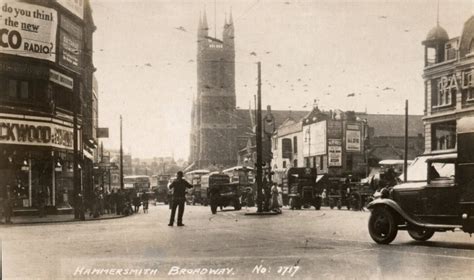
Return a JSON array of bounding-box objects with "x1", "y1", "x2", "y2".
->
[
  {"x1": 422, "y1": 16, "x2": 474, "y2": 154},
  {"x1": 0, "y1": 0, "x2": 98, "y2": 214},
  {"x1": 189, "y1": 11, "x2": 237, "y2": 169}
]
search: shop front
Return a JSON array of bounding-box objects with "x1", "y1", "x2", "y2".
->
[{"x1": 0, "y1": 113, "x2": 81, "y2": 215}]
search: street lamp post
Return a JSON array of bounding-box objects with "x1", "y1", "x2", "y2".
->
[{"x1": 120, "y1": 115, "x2": 124, "y2": 190}]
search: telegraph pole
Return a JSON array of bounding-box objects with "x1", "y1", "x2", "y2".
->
[
  {"x1": 403, "y1": 100, "x2": 409, "y2": 182},
  {"x1": 256, "y1": 62, "x2": 263, "y2": 213},
  {"x1": 120, "y1": 115, "x2": 124, "y2": 190},
  {"x1": 73, "y1": 75, "x2": 79, "y2": 219}
]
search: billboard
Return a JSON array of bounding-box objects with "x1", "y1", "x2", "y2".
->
[
  {"x1": 56, "y1": 0, "x2": 84, "y2": 20},
  {"x1": 0, "y1": 1, "x2": 57, "y2": 62},
  {"x1": 303, "y1": 121, "x2": 326, "y2": 156},
  {"x1": 328, "y1": 145, "x2": 342, "y2": 167},
  {"x1": 58, "y1": 15, "x2": 83, "y2": 73},
  {"x1": 346, "y1": 124, "x2": 361, "y2": 152}
]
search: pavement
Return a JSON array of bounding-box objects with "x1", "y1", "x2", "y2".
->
[
  {"x1": 0, "y1": 211, "x2": 125, "y2": 225},
  {"x1": 2, "y1": 204, "x2": 474, "y2": 279}
]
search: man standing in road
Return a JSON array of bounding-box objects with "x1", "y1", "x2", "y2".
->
[{"x1": 168, "y1": 171, "x2": 193, "y2": 226}]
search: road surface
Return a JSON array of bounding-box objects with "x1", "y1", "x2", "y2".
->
[{"x1": 2, "y1": 205, "x2": 474, "y2": 279}]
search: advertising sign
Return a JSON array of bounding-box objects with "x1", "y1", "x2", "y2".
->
[
  {"x1": 49, "y1": 69, "x2": 73, "y2": 89},
  {"x1": 0, "y1": 1, "x2": 57, "y2": 62},
  {"x1": 328, "y1": 146, "x2": 342, "y2": 167},
  {"x1": 59, "y1": 15, "x2": 82, "y2": 73},
  {"x1": 56, "y1": 0, "x2": 84, "y2": 20},
  {"x1": 346, "y1": 128, "x2": 361, "y2": 152},
  {"x1": 303, "y1": 121, "x2": 327, "y2": 156},
  {"x1": 0, "y1": 118, "x2": 77, "y2": 150}
]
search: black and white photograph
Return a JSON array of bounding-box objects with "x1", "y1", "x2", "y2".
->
[{"x1": 2, "y1": 0, "x2": 474, "y2": 279}]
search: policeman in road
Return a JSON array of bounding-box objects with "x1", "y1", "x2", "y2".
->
[{"x1": 168, "y1": 171, "x2": 193, "y2": 226}]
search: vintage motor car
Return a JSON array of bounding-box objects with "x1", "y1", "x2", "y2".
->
[
  {"x1": 367, "y1": 116, "x2": 474, "y2": 244},
  {"x1": 287, "y1": 167, "x2": 322, "y2": 210}
]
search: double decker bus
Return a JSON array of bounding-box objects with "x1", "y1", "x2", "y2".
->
[
  {"x1": 123, "y1": 175, "x2": 151, "y2": 194},
  {"x1": 151, "y1": 174, "x2": 171, "y2": 204},
  {"x1": 184, "y1": 169, "x2": 210, "y2": 205}
]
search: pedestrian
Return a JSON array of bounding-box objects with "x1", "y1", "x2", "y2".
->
[
  {"x1": 3, "y1": 185, "x2": 12, "y2": 224},
  {"x1": 142, "y1": 192, "x2": 149, "y2": 214},
  {"x1": 37, "y1": 188, "x2": 47, "y2": 218},
  {"x1": 270, "y1": 183, "x2": 282, "y2": 214},
  {"x1": 133, "y1": 192, "x2": 141, "y2": 213},
  {"x1": 168, "y1": 171, "x2": 193, "y2": 226},
  {"x1": 116, "y1": 190, "x2": 124, "y2": 215}
]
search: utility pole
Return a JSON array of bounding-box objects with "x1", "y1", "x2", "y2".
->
[
  {"x1": 73, "y1": 75, "x2": 79, "y2": 219},
  {"x1": 256, "y1": 62, "x2": 263, "y2": 213},
  {"x1": 404, "y1": 100, "x2": 409, "y2": 182},
  {"x1": 120, "y1": 115, "x2": 124, "y2": 190}
]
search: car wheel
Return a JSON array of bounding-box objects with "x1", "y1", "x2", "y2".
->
[
  {"x1": 337, "y1": 200, "x2": 342, "y2": 210},
  {"x1": 408, "y1": 228, "x2": 435, "y2": 241},
  {"x1": 368, "y1": 207, "x2": 398, "y2": 244}
]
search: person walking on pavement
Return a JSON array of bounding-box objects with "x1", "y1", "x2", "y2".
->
[{"x1": 168, "y1": 171, "x2": 193, "y2": 226}]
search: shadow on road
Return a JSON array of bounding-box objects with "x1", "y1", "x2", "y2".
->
[{"x1": 404, "y1": 240, "x2": 474, "y2": 251}]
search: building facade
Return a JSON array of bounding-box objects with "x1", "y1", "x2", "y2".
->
[
  {"x1": 422, "y1": 17, "x2": 474, "y2": 154},
  {"x1": 271, "y1": 107, "x2": 424, "y2": 179},
  {"x1": 189, "y1": 11, "x2": 238, "y2": 169},
  {"x1": 0, "y1": 0, "x2": 97, "y2": 214}
]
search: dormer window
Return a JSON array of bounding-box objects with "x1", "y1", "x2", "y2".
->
[
  {"x1": 469, "y1": 39, "x2": 474, "y2": 54},
  {"x1": 444, "y1": 38, "x2": 458, "y2": 61}
]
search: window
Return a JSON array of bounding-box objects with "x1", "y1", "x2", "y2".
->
[
  {"x1": 282, "y1": 161, "x2": 287, "y2": 169},
  {"x1": 20, "y1": 81, "x2": 28, "y2": 99},
  {"x1": 293, "y1": 136, "x2": 298, "y2": 154},
  {"x1": 434, "y1": 76, "x2": 456, "y2": 107},
  {"x1": 462, "y1": 70, "x2": 474, "y2": 101},
  {"x1": 9, "y1": 80, "x2": 17, "y2": 98},
  {"x1": 431, "y1": 121, "x2": 456, "y2": 151},
  {"x1": 293, "y1": 159, "x2": 298, "y2": 167}
]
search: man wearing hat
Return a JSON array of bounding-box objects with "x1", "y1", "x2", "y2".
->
[{"x1": 168, "y1": 171, "x2": 193, "y2": 226}]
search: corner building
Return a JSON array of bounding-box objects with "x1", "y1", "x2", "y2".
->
[
  {"x1": 0, "y1": 0, "x2": 97, "y2": 214},
  {"x1": 422, "y1": 17, "x2": 474, "y2": 153},
  {"x1": 189, "y1": 12, "x2": 237, "y2": 169}
]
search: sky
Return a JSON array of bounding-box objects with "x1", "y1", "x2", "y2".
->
[{"x1": 90, "y1": 0, "x2": 474, "y2": 160}]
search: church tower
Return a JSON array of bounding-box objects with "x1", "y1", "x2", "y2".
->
[{"x1": 189, "y1": 11, "x2": 237, "y2": 169}]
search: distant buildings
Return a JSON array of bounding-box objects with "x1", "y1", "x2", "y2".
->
[{"x1": 271, "y1": 106, "x2": 424, "y2": 177}]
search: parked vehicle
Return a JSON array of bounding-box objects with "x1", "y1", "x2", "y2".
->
[
  {"x1": 367, "y1": 116, "x2": 474, "y2": 244},
  {"x1": 287, "y1": 167, "x2": 322, "y2": 210}
]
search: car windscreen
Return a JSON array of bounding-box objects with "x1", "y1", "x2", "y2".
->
[{"x1": 401, "y1": 156, "x2": 455, "y2": 181}]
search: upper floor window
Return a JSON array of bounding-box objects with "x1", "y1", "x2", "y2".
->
[
  {"x1": 433, "y1": 75, "x2": 456, "y2": 107},
  {"x1": 293, "y1": 136, "x2": 298, "y2": 154},
  {"x1": 431, "y1": 121, "x2": 456, "y2": 151}
]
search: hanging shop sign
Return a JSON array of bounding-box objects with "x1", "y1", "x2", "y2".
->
[
  {"x1": 0, "y1": 118, "x2": 78, "y2": 150},
  {"x1": 0, "y1": 1, "x2": 57, "y2": 62},
  {"x1": 49, "y1": 69, "x2": 73, "y2": 89},
  {"x1": 56, "y1": 0, "x2": 84, "y2": 20},
  {"x1": 346, "y1": 124, "x2": 361, "y2": 152},
  {"x1": 328, "y1": 145, "x2": 342, "y2": 167},
  {"x1": 58, "y1": 14, "x2": 83, "y2": 73}
]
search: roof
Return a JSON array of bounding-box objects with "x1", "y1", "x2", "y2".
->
[
  {"x1": 358, "y1": 113, "x2": 424, "y2": 137},
  {"x1": 425, "y1": 25, "x2": 449, "y2": 42}
]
